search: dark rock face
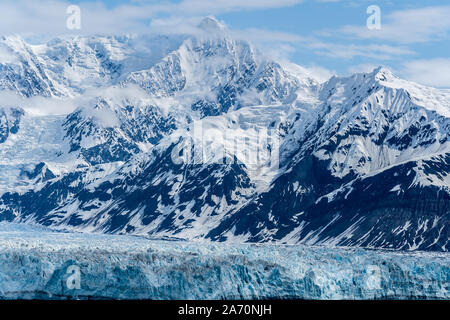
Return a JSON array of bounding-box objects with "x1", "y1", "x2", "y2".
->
[
  {"x1": 63, "y1": 103, "x2": 177, "y2": 165},
  {"x1": 0, "y1": 170, "x2": 85, "y2": 224},
  {"x1": 213, "y1": 154, "x2": 448, "y2": 251},
  {"x1": 0, "y1": 107, "x2": 24, "y2": 143}
]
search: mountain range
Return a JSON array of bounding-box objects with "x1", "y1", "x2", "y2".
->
[{"x1": 0, "y1": 18, "x2": 448, "y2": 251}]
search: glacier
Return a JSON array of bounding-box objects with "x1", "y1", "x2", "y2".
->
[{"x1": 0, "y1": 222, "x2": 448, "y2": 300}]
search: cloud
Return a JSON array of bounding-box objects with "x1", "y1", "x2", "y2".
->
[
  {"x1": 0, "y1": 84, "x2": 155, "y2": 116},
  {"x1": 0, "y1": 0, "x2": 152, "y2": 36},
  {"x1": 163, "y1": 0, "x2": 303, "y2": 15},
  {"x1": 232, "y1": 28, "x2": 304, "y2": 43},
  {"x1": 347, "y1": 63, "x2": 379, "y2": 75},
  {"x1": 148, "y1": 17, "x2": 304, "y2": 41},
  {"x1": 340, "y1": 6, "x2": 450, "y2": 44},
  {"x1": 0, "y1": 43, "x2": 19, "y2": 64},
  {"x1": 303, "y1": 65, "x2": 335, "y2": 83},
  {"x1": 0, "y1": 0, "x2": 304, "y2": 36},
  {"x1": 306, "y1": 40, "x2": 415, "y2": 60},
  {"x1": 0, "y1": 91, "x2": 78, "y2": 115},
  {"x1": 399, "y1": 58, "x2": 450, "y2": 88}
]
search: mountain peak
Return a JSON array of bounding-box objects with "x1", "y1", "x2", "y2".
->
[
  {"x1": 198, "y1": 17, "x2": 225, "y2": 33},
  {"x1": 372, "y1": 66, "x2": 397, "y2": 82}
]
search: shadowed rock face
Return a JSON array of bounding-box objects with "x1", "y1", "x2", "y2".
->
[
  {"x1": 224, "y1": 155, "x2": 449, "y2": 250},
  {"x1": 0, "y1": 107, "x2": 24, "y2": 143},
  {"x1": 0, "y1": 32, "x2": 449, "y2": 252}
]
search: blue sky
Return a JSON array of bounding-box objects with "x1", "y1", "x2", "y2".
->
[{"x1": 0, "y1": 0, "x2": 449, "y2": 87}]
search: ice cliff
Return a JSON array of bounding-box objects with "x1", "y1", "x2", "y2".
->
[{"x1": 0, "y1": 223, "x2": 447, "y2": 300}]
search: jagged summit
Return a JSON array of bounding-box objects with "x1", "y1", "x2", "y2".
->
[
  {"x1": 371, "y1": 65, "x2": 397, "y2": 82},
  {"x1": 197, "y1": 16, "x2": 226, "y2": 33}
]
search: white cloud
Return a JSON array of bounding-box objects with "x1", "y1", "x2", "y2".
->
[
  {"x1": 347, "y1": 63, "x2": 379, "y2": 75},
  {"x1": 0, "y1": 91, "x2": 77, "y2": 115},
  {"x1": 399, "y1": 58, "x2": 450, "y2": 88},
  {"x1": 340, "y1": 6, "x2": 450, "y2": 44},
  {"x1": 232, "y1": 28, "x2": 304, "y2": 43},
  {"x1": 0, "y1": 85, "x2": 154, "y2": 116},
  {"x1": 148, "y1": 16, "x2": 214, "y2": 36},
  {"x1": 306, "y1": 40, "x2": 415, "y2": 60},
  {"x1": 304, "y1": 65, "x2": 335, "y2": 83},
  {"x1": 0, "y1": 0, "x2": 304, "y2": 36},
  {"x1": 165, "y1": 0, "x2": 303, "y2": 15},
  {"x1": 0, "y1": 43, "x2": 19, "y2": 64},
  {"x1": 148, "y1": 17, "x2": 304, "y2": 42}
]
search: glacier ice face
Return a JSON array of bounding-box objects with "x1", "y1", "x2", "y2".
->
[{"x1": 0, "y1": 223, "x2": 448, "y2": 300}]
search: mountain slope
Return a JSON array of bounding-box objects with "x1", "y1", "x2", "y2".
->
[
  {"x1": 204, "y1": 67, "x2": 450, "y2": 250},
  {"x1": 0, "y1": 19, "x2": 448, "y2": 251}
]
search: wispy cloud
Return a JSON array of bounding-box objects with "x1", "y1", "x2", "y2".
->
[
  {"x1": 0, "y1": 0, "x2": 304, "y2": 36},
  {"x1": 306, "y1": 40, "x2": 415, "y2": 60},
  {"x1": 159, "y1": 0, "x2": 304, "y2": 15},
  {"x1": 232, "y1": 28, "x2": 304, "y2": 43},
  {"x1": 0, "y1": 90, "x2": 78, "y2": 115},
  {"x1": 399, "y1": 58, "x2": 450, "y2": 88},
  {"x1": 303, "y1": 65, "x2": 335, "y2": 83},
  {"x1": 347, "y1": 63, "x2": 379, "y2": 75}
]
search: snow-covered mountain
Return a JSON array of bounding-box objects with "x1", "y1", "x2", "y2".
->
[{"x1": 0, "y1": 18, "x2": 448, "y2": 251}]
